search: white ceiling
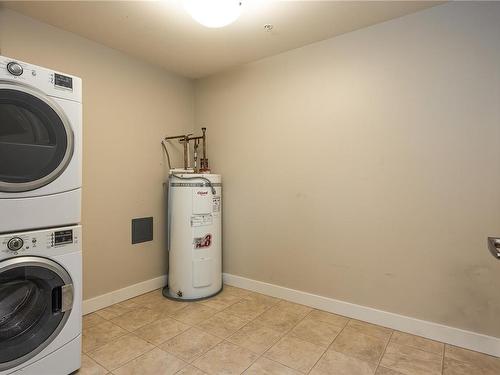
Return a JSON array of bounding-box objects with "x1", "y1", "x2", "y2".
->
[{"x1": 3, "y1": 1, "x2": 442, "y2": 78}]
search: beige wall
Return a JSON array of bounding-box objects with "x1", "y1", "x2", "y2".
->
[
  {"x1": 0, "y1": 8, "x2": 194, "y2": 299},
  {"x1": 2, "y1": 2, "x2": 500, "y2": 338},
  {"x1": 195, "y1": 2, "x2": 500, "y2": 337}
]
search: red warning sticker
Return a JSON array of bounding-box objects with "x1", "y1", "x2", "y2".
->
[{"x1": 194, "y1": 234, "x2": 212, "y2": 249}]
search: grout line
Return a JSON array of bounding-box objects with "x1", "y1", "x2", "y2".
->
[
  {"x1": 204, "y1": 296, "x2": 285, "y2": 373},
  {"x1": 305, "y1": 317, "x2": 350, "y2": 374},
  {"x1": 373, "y1": 329, "x2": 394, "y2": 374},
  {"x1": 173, "y1": 289, "x2": 281, "y2": 374},
  {"x1": 109, "y1": 346, "x2": 158, "y2": 374},
  {"x1": 194, "y1": 298, "x2": 311, "y2": 374},
  {"x1": 87, "y1": 288, "x2": 279, "y2": 373},
  {"x1": 86, "y1": 291, "x2": 196, "y2": 372},
  {"x1": 92, "y1": 285, "x2": 477, "y2": 375},
  {"x1": 257, "y1": 306, "x2": 317, "y2": 373},
  {"x1": 266, "y1": 357, "x2": 305, "y2": 374},
  {"x1": 441, "y1": 344, "x2": 446, "y2": 374}
]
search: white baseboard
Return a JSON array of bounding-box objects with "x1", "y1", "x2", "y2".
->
[
  {"x1": 82, "y1": 275, "x2": 167, "y2": 315},
  {"x1": 223, "y1": 273, "x2": 500, "y2": 357}
]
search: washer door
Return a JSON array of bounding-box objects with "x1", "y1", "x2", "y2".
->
[
  {"x1": 0, "y1": 257, "x2": 74, "y2": 371},
  {"x1": 0, "y1": 81, "x2": 74, "y2": 192}
]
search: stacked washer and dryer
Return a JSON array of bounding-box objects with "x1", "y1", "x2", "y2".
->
[{"x1": 0, "y1": 56, "x2": 82, "y2": 375}]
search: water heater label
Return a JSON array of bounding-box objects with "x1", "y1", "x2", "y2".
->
[
  {"x1": 191, "y1": 214, "x2": 213, "y2": 227},
  {"x1": 194, "y1": 234, "x2": 212, "y2": 249},
  {"x1": 212, "y1": 196, "x2": 221, "y2": 213}
]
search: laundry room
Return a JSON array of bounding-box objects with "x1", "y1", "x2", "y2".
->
[{"x1": 0, "y1": 1, "x2": 499, "y2": 375}]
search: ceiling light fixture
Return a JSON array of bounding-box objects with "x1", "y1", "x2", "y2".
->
[{"x1": 184, "y1": 0, "x2": 242, "y2": 28}]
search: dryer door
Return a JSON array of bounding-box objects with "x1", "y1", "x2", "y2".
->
[
  {"x1": 0, "y1": 81, "x2": 74, "y2": 192},
  {"x1": 0, "y1": 257, "x2": 73, "y2": 372}
]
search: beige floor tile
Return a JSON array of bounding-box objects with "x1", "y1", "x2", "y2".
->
[
  {"x1": 443, "y1": 357, "x2": 479, "y2": 375},
  {"x1": 275, "y1": 300, "x2": 312, "y2": 318},
  {"x1": 159, "y1": 327, "x2": 222, "y2": 363},
  {"x1": 331, "y1": 327, "x2": 387, "y2": 364},
  {"x1": 380, "y1": 342, "x2": 442, "y2": 375},
  {"x1": 87, "y1": 334, "x2": 154, "y2": 371},
  {"x1": 192, "y1": 341, "x2": 258, "y2": 375},
  {"x1": 242, "y1": 292, "x2": 280, "y2": 307},
  {"x1": 257, "y1": 307, "x2": 305, "y2": 333},
  {"x1": 83, "y1": 313, "x2": 107, "y2": 330},
  {"x1": 347, "y1": 320, "x2": 393, "y2": 340},
  {"x1": 127, "y1": 289, "x2": 162, "y2": 305},
  {"x1": 307, "y1": 310, "x2": 349, "y2": 330},
  {"x1": 223, "y1": 298, "x2": 272, "y2": 321},
  {"x1": 113, "y1": 347, "x2": 186, "y2": 375},
  {"x1": 196, "y1": 311, "x2": 248, "y2": 338},
  {"x1": 95, "y1": 303, "x2": 136, "y2": 320},
  {"x1": 265, "y1": 335, "x2": 325, "y2": 373},
  {"x1": 75, "y1": 354, "x2": 108, "y2": 375},
  {"x1": 199, "y1": 290, "x2": 243, "y2": 311},
  {"x1": 142, "y1": 295, "x2": 188, "y2": 313},
  {"x1": 289, "y1": 317, "x2": 341, "y2": 347},
  {"x1": 81, "y1": 290, "x2": 483, "y2": 375},
  {"x1": 175, "y1": 365, "x2": 208, "y2": 374},
  {"x1": 117, "y1": 298, "x2": 141, "y2": 309},
  {"x1": 127, "y1": 289, "x2": 188, "y2": 312},
  {"x1": 134, "y1": 316, "x2": 190, "y2": 345},
  {"x1": 148, "y1": 300, "x2": 189, "y2": 317},
  {"x1": 171, "y1": 303, "x2": 218, "y2": 325},
  {"x1": 243, "y1": 357, "x2": 301, "y2": 375},
  {"x1": 310, "y1": 350, "x2": 376, "y2": 375},
  {"x1": 82, "y1": 321, "x2": 128, "y2": 352},
  {"x1": 126, "y1": 289, "x2": 168, "y2": 306},
  {"x1": 222, "y1": 285, "x2": 252, "y2": 298},
  {"x1": 375, "y1": 366, "x2": 405, "y2": 375},
  {"x1": 390, "y1": 331, "x2": 444, "y2": 355},
  {"x1": 227, "y1": 320, "x2": 282, "y2": 355},
  {"x1": 138, "y1": 289, "x2": 169, "y2": 302},
  {"x1": 445, "y1": 345, "x2": 500, "y2": 374},
  {"x1": 110, "y1": 307, "x2": 163, "y2": 331}
]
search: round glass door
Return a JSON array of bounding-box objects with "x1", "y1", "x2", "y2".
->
[
  {"x1": 0, "y1": 81, "x2": 74, "y2": 192},
  {"x1": 0, "y1": 257, "x2": 73, "y2": 371}
]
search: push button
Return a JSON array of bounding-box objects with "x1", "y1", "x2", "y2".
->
[
  {"x1": 7, "y1": 62, "x2": 23, "y2": 76},
  {"x1": 7, "y1": 237, "x2": 24, "y2": 251}
]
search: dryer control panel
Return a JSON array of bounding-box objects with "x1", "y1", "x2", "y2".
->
[
  {"x1": 0, "y1": 55, "x2": 82, "y2": 102},
  {"x1": 0, "y1": 225, "x2": 81, "y2": 258}
]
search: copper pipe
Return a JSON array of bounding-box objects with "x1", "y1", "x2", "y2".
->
[
  {"x1": 193, "y1": 139, "x2": 199, "y2": 173},
  {"x1": 180, "y1": 135, "x2": 192, "y2": 170},
  {"x1": 202, "y1": 127, "x2": 207, "y2": 160}
]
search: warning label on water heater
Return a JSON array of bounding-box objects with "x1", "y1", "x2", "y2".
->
[
  {"x1": 212, "y1": 196, "x2": 221, "y2": 213},
  {"x1": 191, "y1": 214, "x2": 213, "y2": 227}
]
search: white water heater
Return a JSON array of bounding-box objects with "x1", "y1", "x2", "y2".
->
[{"x1": 164, "y1": 173, "x2": 222, "y2": 300}]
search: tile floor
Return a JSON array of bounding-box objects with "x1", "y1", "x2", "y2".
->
[{"x1": 76, "y1": 285, "x2": 500, "y2": 375}]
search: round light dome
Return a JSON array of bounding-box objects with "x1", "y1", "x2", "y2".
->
[{"x1": 184, "y1": 0, "x2": 242, "y2": 28}]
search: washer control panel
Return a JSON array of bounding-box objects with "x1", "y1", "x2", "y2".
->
[{"x1": 0, "y1": 225, "x2": 81, "y2": 257}]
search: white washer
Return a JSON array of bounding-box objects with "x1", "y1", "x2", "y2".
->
[
  {"x1": 0, "y1": 225, "x2": 82, "y2": 375},
  {"x1": 0, "y1": 56, "x2": 82, "y2": 233}
]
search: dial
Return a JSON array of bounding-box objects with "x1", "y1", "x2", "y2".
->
[
  {"x1": 7, "y1": 237, "x2": 24, "y2": 251},
  {"x1": 7, "y1": 62, "x2": 23, "y2": 76}
]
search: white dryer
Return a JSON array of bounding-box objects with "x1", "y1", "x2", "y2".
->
[
  {"x1": 0, "y1": 56, "x2": 82, "y2": 233},
  {"x1": 0, "y1": 225, "x2": 82, "y2": 375}
]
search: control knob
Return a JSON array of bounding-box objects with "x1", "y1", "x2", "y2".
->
[
  {"x1": 7, "y1": 62, "x2": 23, "y2": 76},
  {"x1": 7, "y1": 237, "x2": 24, "y2": 251}
]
